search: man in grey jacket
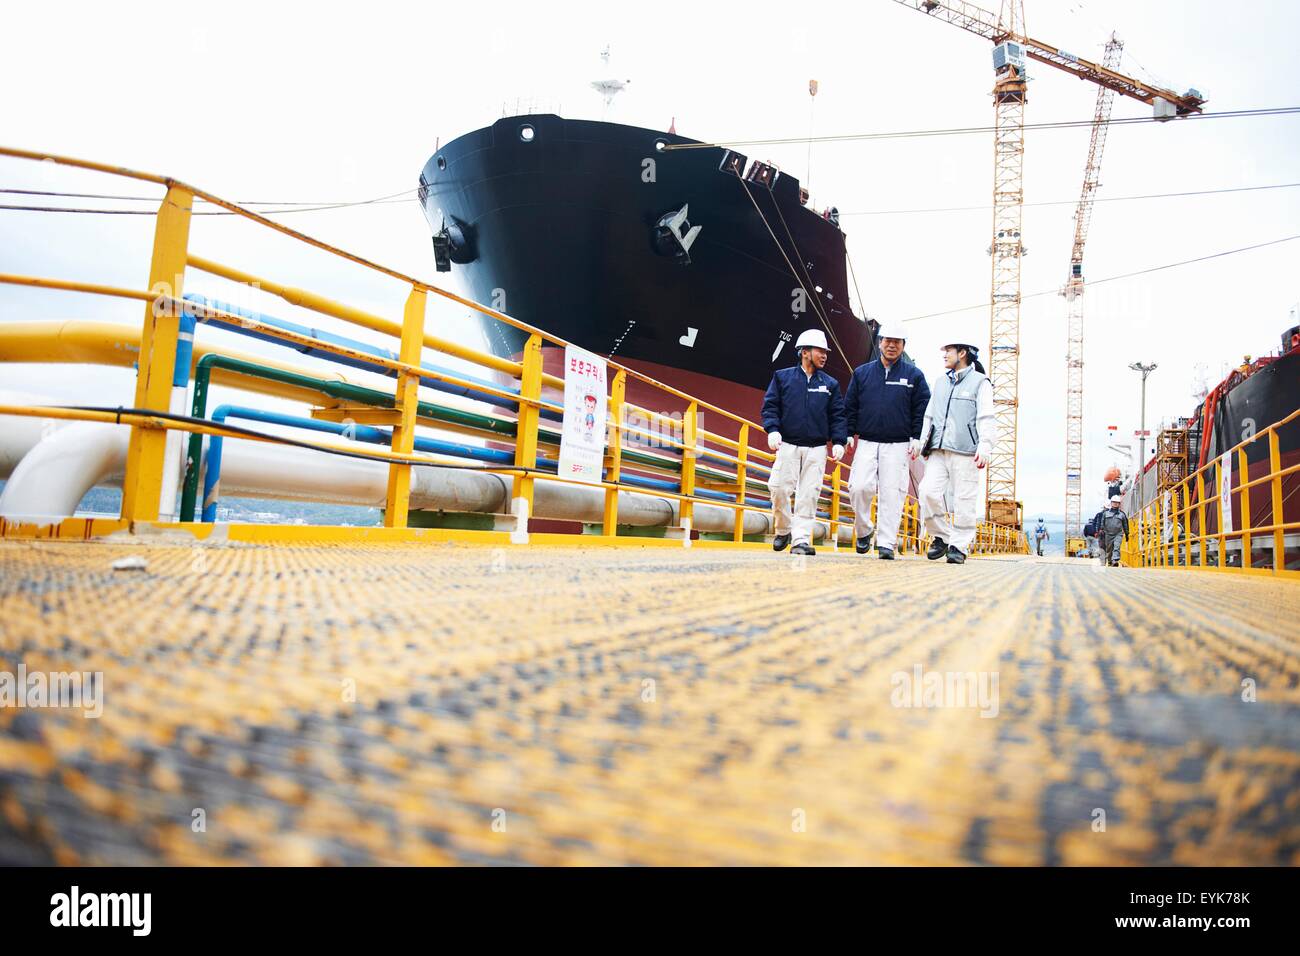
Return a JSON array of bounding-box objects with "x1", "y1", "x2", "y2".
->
[
  {"x1": 915, "y1": 338, "x2": 996, "y2": 565},
  {"x1": 1098, "y1": 494, "x2": 1130, "y2": 567}
]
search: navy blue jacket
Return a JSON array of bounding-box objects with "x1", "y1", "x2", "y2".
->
[
  {"x1": 844, "y1": 357, "x2": 930, "y2": 442},
  {"x1": 761, "y1": 365, "x2": 848, "y2": 447}
]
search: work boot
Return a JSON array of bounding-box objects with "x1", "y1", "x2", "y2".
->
[
  {"x1": 855, "y1": 530, "x2": 874, "y2": 554},
  {"x1": 946, "y1": 545, "x2": 966, "y2": 565},
  {"x1": 926, "y1": 537, "x2": 947, "y2": 560},
  {"x1": 877, "y1": 547, "x2": 895, "y2": 561},
  {"x1": 772, "y1": 533, "x2": 791, "y2": 552},
  {"x1": 791, "y1": 542, "x2": 816, "y2": 556}
]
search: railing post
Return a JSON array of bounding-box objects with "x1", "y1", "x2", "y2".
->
[
  {"x1": 1216, "y1": 456, "x2": 1227, "y2": 569},
  {"x1": 121, "y1": 185, "x2": 193, "y2": 522},
  {"x1": 680, "y1": 401, "x2": 698, "y2": 537},
  {"x1": 733, "y1": 424, "x2": 749, "y2": 544},
  {"x1": 603, "y1": 369, "x2": 626, "y2": 537},
  {"x1": 511, "y1": 333, "x2": 544, "y2": 533},
  {"x1": 1180, "y1": 483, "x2": 1192, "y2": 568},
  {"x1": 1196, "y1": 469, "x2": 1208, "y2": 567},
  {"x1": 1238, "y1": 446, "x2": 1251, "y2": 570},
  {"x1": 384, "y1": 286, "x2": 427, "y2": 528},
  {"x1": 1269, "y1": 429, "x2": 1284, "y2": 574},
  {"x1": 830, "y1": 461, "x2": 843, "y2": 548}
]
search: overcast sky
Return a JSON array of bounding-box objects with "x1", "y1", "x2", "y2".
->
[{"x1": 2, "y1": 0, "x2": 1297, "y2": 520}]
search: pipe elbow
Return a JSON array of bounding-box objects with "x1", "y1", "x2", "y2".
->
[{"x1": 0, "y1": 421, "x2": 128, "y2": 521}]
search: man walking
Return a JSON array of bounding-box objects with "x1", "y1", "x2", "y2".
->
[
  {"x1": 1033, "y1": 517, "x2": 1050, "y2": 556},
  {"x1": 915, "y1": 337, "x2": 996, "y2": 565},
  {"x1": 762, "y1": 329, "x2": 847, "y2": 556},
  {"x1": 1098, "y1": 494, "x2": 1130, "y2": 567},
  {"x1": 844, "y1": 323, "x2": 930, "y2": 560}
]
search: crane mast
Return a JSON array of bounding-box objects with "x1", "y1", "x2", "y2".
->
[
  {"x1": 986, "y1": 0, "x2": 1028, "y2": 525},
  {"x1": 1063, "y1": 34, "x2": 1123, "y2": 555}
]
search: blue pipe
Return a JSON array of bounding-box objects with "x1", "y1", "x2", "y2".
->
[
  {"x1": 197, "y1": 403, "x2": 783, "y2": 524},
  {"x1": 181, "y1": 294, "x2": 562, "y2": 422},
  {"x1": 199, "y1": 404, "x2": 560, "y2": 521},
  {"x1": 173, "y1": 307, "x2": 197, "y2": 386}
]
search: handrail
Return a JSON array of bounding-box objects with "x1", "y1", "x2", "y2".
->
[
  {"x1": 0, "y1": 145, "x2": 769, "y2": 431},
  {"x1": 1121, "y1": 406, "x2": 1298, "y2": 576}
]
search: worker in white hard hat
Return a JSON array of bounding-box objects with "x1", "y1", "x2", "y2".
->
[
  {"x1": 915, "y1": 339, "x2": 996, "y2": 564},
  {"x1": 1098, "y1": 494, "x2": 1130, "y2": 567},
  {"x1": 760, "y1": 328, "x2": 848, "y2": 556},
  {"x1": 843, "y1": 322, "x2": 930, "y2": 560}
]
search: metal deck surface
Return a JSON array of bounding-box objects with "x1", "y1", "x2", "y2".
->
[{"x1": 1, "y1": 540, "x2": 1297, "y2": 865}]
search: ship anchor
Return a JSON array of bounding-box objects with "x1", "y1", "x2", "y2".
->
[{"x1": 653, "y1": 204, "x2": 702, "y2": 265}]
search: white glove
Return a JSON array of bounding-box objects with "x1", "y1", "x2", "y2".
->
[
  {"x1": 974, "y1": 442, "x2": 991, "y2": 469},
  {"x1": 846, "y1": 436, "x2": 856, "y2": 451},
  {"x1": 767, "y1": 431, "x2": 782, "y2": 451},
  {"x1": 830, "y1": 444, "x2": 844, "y2": 462},
  {"x1": 909, "y1": 438, "x2": 922, "y2": 459}
]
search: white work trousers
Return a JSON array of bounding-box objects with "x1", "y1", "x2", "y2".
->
[
  {"x1": 919, "y1": 449, "x2": 980, "y2": 554},
  {"x1": 847, "y1": 440, "x2": 910, "y2": 550},
  {"x1": 770, "y1": 443, "x2": 827, "y2": 546}
]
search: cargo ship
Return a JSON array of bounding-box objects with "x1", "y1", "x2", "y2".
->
[{"x1": 417, "y1": 113, "x2": 878, "y2": 432}]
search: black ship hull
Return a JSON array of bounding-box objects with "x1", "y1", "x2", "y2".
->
[{"x1": 419, "y1": 114, "x2": 875, "y2": 425}]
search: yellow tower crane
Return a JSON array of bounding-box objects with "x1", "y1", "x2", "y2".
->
[
  {"x1": 1062, "y1": 33, "x2": 1123, "y2": 556},
  {"x1": 893, "y1": 0, "x2": 1205, "y2": 529}
]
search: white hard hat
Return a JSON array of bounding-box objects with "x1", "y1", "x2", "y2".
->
[
  {"x1": 876, "y1": 323, "x2": 908, "y2": 342},
  {"x1": 1110, "y1": 494, "x2": 1123, "y2": 503},
  {"x1": 794, "y1": 328, "x2": 830, "y2": 351}
]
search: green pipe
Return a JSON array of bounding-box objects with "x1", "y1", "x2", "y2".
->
[
  {"x1": 179, "y1": 354, "x2": 517, "y2": 521},
  {"x1": 177, "y1": 354, "x2": 780, "y2": 522}
]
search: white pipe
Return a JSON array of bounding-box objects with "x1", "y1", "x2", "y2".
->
[
  {"x1": 158, "y1": 384, "x2": 189, "y2": 522},
  {"x1": 1, "y1": 428, "x2": 849, "y2": 542},
  {"x1": 0, "y1": 421, "x2": 130, "y2": 523},
  {"x1": 0, "y1": 390, "x2": 72, "y2": 480}
]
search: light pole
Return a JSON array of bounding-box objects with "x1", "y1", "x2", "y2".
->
[{"x1": 1129, "y1": 362, "x2": 1157, "y2": 517}]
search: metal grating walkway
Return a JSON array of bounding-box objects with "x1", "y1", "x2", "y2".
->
[{"x1": 1, "y1": 541, "x2": 1297, "y2": 865}]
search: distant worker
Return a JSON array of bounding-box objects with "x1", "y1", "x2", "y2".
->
[
  {"x1": 762, "y1": 328, "x2": 847, "y2": 556},
  {"x1": 1098, "y1": 494, "x2": 1130, "y2": 567},
  {"x1": 844, "y1": 323, "x2": 930, "y2": 560},
  {"x1": 915, "y1": 337, "x2": 995, "y2": 565},
  {"x1": 1084, "y1": 509, "x2": 1103, "y2": 558},
  {"x1": 1033, "y1": 517, "x2": 1050, "y2": 556}
]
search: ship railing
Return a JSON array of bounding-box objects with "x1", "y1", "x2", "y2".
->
[
  {"x1": 1121, "y1": 406, "x2": 1299, "y2": 577},
  {"x1": 0, "y1": 144, "x2": 1026, "y2": 554}
]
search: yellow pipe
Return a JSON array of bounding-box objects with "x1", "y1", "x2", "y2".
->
[
  {"x1": 0, "y1": 320, "x2": 366, "y2": 408},
  {"x1": 185, "y1": 255, "x2": 558, "y2": 387},
  {"x1": 0, "y1": 404, "x2": 475, "y2": 470},
  {"x1": 0, "y1": 273, "x2": 153, "y2": 302},
  {"x1": 176, "y1": 296, "x2": 566, "y2": 414}
]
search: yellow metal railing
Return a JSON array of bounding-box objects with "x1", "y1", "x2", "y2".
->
[
  {"x1": 0, "y1": 144, "x2": 1026, "y2": 554},
  {"x1": 1122, "y1": 407, "x2": 1298, "y2": 577}
]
